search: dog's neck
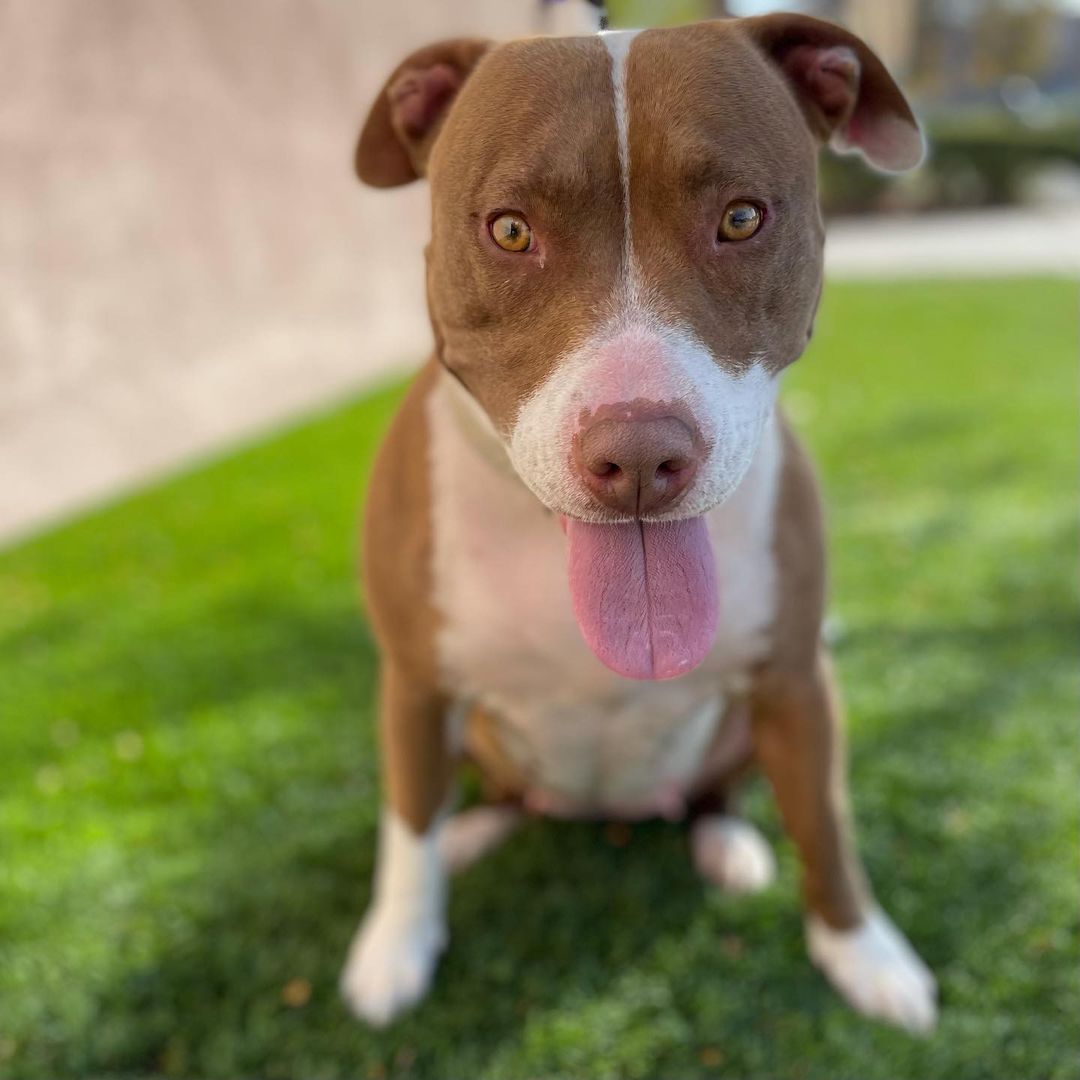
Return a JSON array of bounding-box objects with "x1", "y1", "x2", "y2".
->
[{"x1": 438, "y1": 365, "x2": 523, "y2": 485}]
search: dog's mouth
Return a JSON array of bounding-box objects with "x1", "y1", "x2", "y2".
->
[{"x1": 561, "y1": 514, "x2": 718, "y2": 681}]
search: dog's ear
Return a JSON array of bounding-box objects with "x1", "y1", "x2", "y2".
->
[
  {"x1": 739, "y1": 14, "x2": 924, "y2": 173},
  {"x1": 355, "y1": 38, "x2": 492, "y2": 188}
]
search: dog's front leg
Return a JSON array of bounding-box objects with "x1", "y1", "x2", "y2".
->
[
  {"x1": 751, "y1": 651, "x2": 938, "y2": 1034},
  {"x1": 340, "y1": 662, "x2": 453, "y2": 1027}
]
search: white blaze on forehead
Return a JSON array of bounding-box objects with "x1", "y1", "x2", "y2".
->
[{"x1": 599, "y1": 29, "x2": 640, "y2": 275}]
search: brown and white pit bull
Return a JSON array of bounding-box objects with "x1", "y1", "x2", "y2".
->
[{"x1": 340, "y1": 13, "x2": 937, "y2": 1034}]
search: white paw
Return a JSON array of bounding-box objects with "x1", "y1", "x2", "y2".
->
[
  {"x1": 339, "y1": 904, "x2": 447, "y2": 1027},
  {"x1": 439, "y1": 804, "x2": 522, "y2": 874},
  {"x1": 807, "y1": 907, "x2": 938, "y2": 1035},
  {"x1": 691, "y1": 815, "x2": 777, "y2": 895}
]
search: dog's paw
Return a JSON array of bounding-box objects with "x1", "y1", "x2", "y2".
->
[
  {"x1": 439, "y1": 804, "x2": 522, "y2": 874},
  {"x1": 807, "y1": 907, "x2": 938, "y2": 1035},
  {"x1": 339, "y1": 904, "x2": 447, "y2": 1027},
  {"x1": 691, "y1": 814, "x2": 777, "y2": 895}
]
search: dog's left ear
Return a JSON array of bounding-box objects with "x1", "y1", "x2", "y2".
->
[
  {"x1": 355, "y1": 38, "x2": 492, "y2": 188},
  {"x1": 739, "y1": 13, "x2": 924, "y2": 173}
]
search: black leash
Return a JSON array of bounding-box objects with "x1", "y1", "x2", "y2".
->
[
  {"x1": 586, "y1": 0, "x2": 610, "y2": 31},
  {"x1": 542, "y1": 0, "x2": 609, "y2": 31}
]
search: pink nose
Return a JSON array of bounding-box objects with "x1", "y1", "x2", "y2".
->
[{"x1": 574, "y1": 415, "x2": 701, "y2": 516}]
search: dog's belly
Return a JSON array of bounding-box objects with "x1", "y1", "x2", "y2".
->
[
  {"x1": 427, "y1": 373, "x2": 782, "y2": 815},
  {"x1": 466, "y1": 685, "x2": 727, "y2": 817}
]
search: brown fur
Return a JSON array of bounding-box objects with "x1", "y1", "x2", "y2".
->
[
  {"x1": 749, "y1": 417, "x2": 868, "y2": 928},
  {"x1": 426, "y1": 35, "x2": 624, "y2": 428},
  {"x1": 626, "y1": 24, "x2": 824, "y2": 373},
  {"x1": 739, "y1": 13, "x2": 921, "y2": 154},
  {"x1": 354, "y1": 18, "x2": 920, "y2": 930},
  {"x1": 362, "y1": 360, "x2": 450, "y2": 833},
  {"x1": 356, "y1": 39, "x2": 492, "y2": 187},
  {"x1": 358, "y1": 17, "x2": 916, "y2": 427}
]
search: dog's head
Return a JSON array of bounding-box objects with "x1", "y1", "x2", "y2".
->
[{"x1": 356, "y1": 16, "x2": 921, "y2": 679}]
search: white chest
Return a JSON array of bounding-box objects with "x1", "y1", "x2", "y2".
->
[{"x1": 426, "y1": 373, "x2": 781, "y2": 810}]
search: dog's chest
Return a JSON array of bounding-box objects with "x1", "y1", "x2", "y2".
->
[{"x1": 426, "y1": 374, "x2": 781, "y2": 809}]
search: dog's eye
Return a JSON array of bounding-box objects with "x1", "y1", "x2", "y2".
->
[
  {"x1": 718, "y1": 201, "x2": 763, "y2": 242},
  {"x1": 489, "y1": 213, "x2": 533, "y2": 253}
]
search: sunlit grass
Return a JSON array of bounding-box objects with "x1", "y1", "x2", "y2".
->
[{"x1": 1, "y1": 278, "x2": 1076, "y2": 1079}]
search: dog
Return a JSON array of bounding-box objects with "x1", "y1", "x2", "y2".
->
[{"x1": 340, "y1": 13, "x2": 937, "y2": 1034}]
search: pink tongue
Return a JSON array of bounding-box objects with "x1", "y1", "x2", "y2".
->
[{"x1": 565, "y1": 516, "x2": 718, "y2": 681}]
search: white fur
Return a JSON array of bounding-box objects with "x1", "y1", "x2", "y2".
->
[
  {"x1": 807, "y1": 908, "x2": 938, "y2": 1034},
  {"x1": 509, "y1": 321, "x2": 778, "y2": 524},
  {"x1": 429, "y1": 371, "x2": 781, "y2": 814},
  {"x1": 340, "y1": 810, "x2": 447, "y2": 1026},
  {"x1": 691, "y1": 815, "x2": 777, "y2": 895},
  {"x1": 439, "y1": 804, "x2": 522, "y2": 873},
  {"x1": 600, "y1": 29, "x2": 639, "y2": 267}
]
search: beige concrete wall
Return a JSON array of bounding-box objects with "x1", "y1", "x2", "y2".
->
[{"x1": 0, "y1": 0, "x2": 597, "y2": 542}]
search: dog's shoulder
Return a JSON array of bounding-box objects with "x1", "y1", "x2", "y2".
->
[{"x1": 362, "y1": 358, "x2": 442, "y2": 678}]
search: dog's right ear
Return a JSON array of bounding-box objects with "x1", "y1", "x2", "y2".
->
[{"x1": 355, "y1": 38, "x2": 492, "y2": 188}]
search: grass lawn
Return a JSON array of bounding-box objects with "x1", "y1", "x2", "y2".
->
[{"x1": 1, "y1": 278, "x2": 1076, "y2": 1080}]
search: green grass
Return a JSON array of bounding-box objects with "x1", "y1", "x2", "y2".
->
[{"x1": 1, "y1": 278, "x2": 1076, "y2": 1080}]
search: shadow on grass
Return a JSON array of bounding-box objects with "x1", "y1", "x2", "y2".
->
[{"x1": 50, "y1": 590, "x2": 1076, "y2": 1079}]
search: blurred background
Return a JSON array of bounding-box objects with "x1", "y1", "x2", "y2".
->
[{"x1": 1, "y1": 0, "x2": 1077, "y2": 544}]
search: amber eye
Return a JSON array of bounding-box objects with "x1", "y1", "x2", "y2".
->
[
  {"x1": 489, "y1": 212, "x2": 533, "y2": 252},
  {"x1": 718, "y1": 200, "x2": 764, "y2": 242}
]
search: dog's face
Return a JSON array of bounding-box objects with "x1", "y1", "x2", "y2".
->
[
  {"x1": 357, "y1": 17, "x2": 921, "y2": 526},
  {"x1": 433, "y1": 28, "x2": 809, "y2": 525}
]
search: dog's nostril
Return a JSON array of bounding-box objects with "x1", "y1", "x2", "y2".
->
[
  {"x1": 575, "y1": 414, "x2": 701, "y2": 515},
  {"x1": 657, "y1": 458, "x2": 687, "y2": 476}
]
